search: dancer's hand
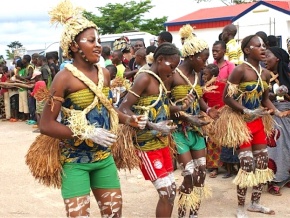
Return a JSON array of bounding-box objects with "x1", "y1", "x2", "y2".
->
[
  {"x1": 86, "y1": 128, "x2": 117, "y2": 147},
  {"x1": 148, "y1": 120, "x2": 177, "y2": 135},
  {"x1": 243, "y1": 108, "x2": 269, "y2": 117},
  {"x1": 181, "y1": 93, "x2": 195, "y2": 111},
  {"x1": 126, "y1": 115, "x2": 148, "y2": 129},
  {"x1": 187, "y1": 115, "x2": 210, "y2": 127},
  {"x1": 274, "y1": 109, "x2": 290, "y2": 118},
  {"x1": 207, "y1": 105, "x2": 219, "y2": 119}
]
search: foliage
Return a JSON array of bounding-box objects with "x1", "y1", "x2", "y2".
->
[
  {"x1": 83, "y1": 0, "x2": 167, "y2": 35},
  {"x1": 6, "y1": 41, "x2": 23, "y2": 59}
]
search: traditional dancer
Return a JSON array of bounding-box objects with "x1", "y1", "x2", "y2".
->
[
  {"x1": 168, "y1": 26, "x2": 217, "y2": 218},
  {"x1": 119, "y1": 42, "x2": 180, "y2": 218},
  {"x1": 29, "y1": 1, "x2": 146, "y2": 217},
  {"x1": 218, "y1": 34, "x2": 289, "y2": 218}
]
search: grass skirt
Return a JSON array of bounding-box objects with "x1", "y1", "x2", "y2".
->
[
  {"x1": 211, "y1": 106, "x2": 251, "y2": 148},
  {"x1": 111, "y1": 124, "x2": 141, "y2": 171},
  {"x1": 25, "y1": 134, "x2": 62, "y2": 188}
]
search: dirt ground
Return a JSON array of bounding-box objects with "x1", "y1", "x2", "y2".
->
[{"x1": 0, "y1": 120, "x2": 289, "y2": 218}]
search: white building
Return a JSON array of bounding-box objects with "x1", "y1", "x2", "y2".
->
[{"x1": 165, "y1": 0, "x2": 290, "y2": 62}]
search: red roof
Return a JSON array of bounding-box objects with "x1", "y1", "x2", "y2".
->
[
  {"x1": 169, "y1": 3, "x2": 255, "y2": 23},
  {"x1": 166, "y1": 0, "x2": 290, "y2": 26}
]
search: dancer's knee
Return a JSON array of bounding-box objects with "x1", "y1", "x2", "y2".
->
[
  {"x1": 193, "y1": 157, "x2": 206, "y2": 184},
  {"x1": 153, "y1": 174, "x2": 176, "y2": 205},
  {"x1": 238, "y1": 150, "x2": 255, "y2": 172}
]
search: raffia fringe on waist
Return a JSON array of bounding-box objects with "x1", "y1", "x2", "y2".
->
[
  {"x1": 199, "y1": 111, "x2": 214, "y2": 137},
  {"x1": 178, "y1": 186, "x2": 212, "y2": 212},
  {"x1": 25, "y1": 134, "x2": 62, "y2": 189},
  {"x1": 111, "y1": 124, "x2": 141, "y2": 171},
  {"x1": 210, "y1": 106, "x2": 251, "y2": 148}
]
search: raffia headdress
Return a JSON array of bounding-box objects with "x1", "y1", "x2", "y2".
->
[
  {"x1": 48, "y1": 0, "x2": 97, "y2": 59},
  {"x1": 181, "y1": 25, "x2": 208, "y2": 57},
  {"x1": 179, "y1": 24, "x2": 195, "y2": 41}
]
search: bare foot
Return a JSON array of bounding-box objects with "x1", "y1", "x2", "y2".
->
[
  {"x1": 247, "y1": 202, "x2": 275, "y2": 215},
  {"x1": 237, "y1": 206, "x2": 248, "y2": 218}
]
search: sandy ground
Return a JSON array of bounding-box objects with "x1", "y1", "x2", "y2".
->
[{"x1": 0, "y1": 120, "x2": 289, "y2": 218}]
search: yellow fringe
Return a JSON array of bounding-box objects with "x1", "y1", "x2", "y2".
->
[
  {"x1": 211, "y1": 106, "x2": 251, "y2": 148},
  {"x1": 191, "y1": 185, "x2": 212, "y2": 200},
  {"x1": 226, "y1": 81, "x2": 240, "y2": 97},
  {"x1": 111, "y1": 124, "x2": 141, "y2": 171},
  {"x1": 178, "y1": 192, "x2": 199, "y2": 213},
  {"x1": 25, "y1": 134, "x2": 62, "y2": 189},
  {"x1": 168, "y1": 133, "x2": 177, "y2": 156},
  {"x1": 178, "y1": 186, "x2": 212, "y2": 213},
  {"x1": 261, "y1": 114, "x2": 274, "y2": 138},
  {"x1": 233, "y1": 169, "x2": 258, "y2": 188},
  {"x1": 179, "y1": 24, "x2": 195, "y2": 40},
  {"x1": 255, "y1": 168, "x2": 274, "y2": 184}
]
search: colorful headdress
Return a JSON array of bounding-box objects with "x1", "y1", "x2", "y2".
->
[{"x1": 48, "y1": 0, "x2": 97, "y2": 59}]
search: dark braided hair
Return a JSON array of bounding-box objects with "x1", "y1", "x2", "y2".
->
[{"x1": 153, "y1": 42, "x2": 180, "y2": 61}]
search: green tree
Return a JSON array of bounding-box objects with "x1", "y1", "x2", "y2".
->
[
  {"x1": 6, "y1": 41, "x2": 23, "y2": 59},
  {"x1": 83, "y1": 0, "x2": 167, "y2": 35}
]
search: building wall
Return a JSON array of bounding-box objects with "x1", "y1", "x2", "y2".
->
[
  {"x1": 233, "y1": 4, "x2": 290, "y2": 50},
  {"x1": 167, "y1": 4, "x2": 290, "y2": 62}
]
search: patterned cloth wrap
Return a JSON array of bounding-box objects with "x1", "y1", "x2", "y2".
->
[
  {"x1": 171, "y1": 84, "x2": 203, "y2": 134},
  {"x1": 60, "y1": 87, "x2": 113, "y2": 163},
  {"x1": 233, "y1": 80, "x2": 268, "y2": 122},
  {"x1": 132, "y1": 94, "x2": 170, "y2": 151}
]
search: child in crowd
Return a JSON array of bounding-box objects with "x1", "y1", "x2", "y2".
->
[
  {"x1": 202, "y1": 64, "x2": 225, "y2": 178},
  {"x1": 111, "y1": 50, "x2": 126, "y2": 78},
  {"x1": 0, "y1": 65, "x2": 11, "y2": 120},
  {"x1": 212, "y1": 40, "x2": 239, "y2": 178},
  {"x1": 30, "y1": 69, "x2": 46, "y2": 133},
  {"x1": 16, "y1": 59, "x2": 30, "y2": 121}
]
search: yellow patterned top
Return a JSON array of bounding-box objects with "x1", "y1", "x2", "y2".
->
[
  {"x1": 235, "y1": 81, "x2": 268, "y2": 110},
  {"x1": 132, "y1": 94, "x2": 170, "y2": 151},
  {"x1": 60, "y1": 87, "x2": 113, "y2": 163}
]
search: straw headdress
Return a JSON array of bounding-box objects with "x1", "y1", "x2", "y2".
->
[
  {"x1": 179, "y1": 24, "x2": 195, "y2": 41},
  {"x1": 48, "y1": 0, "x2": 97, "y2": 59},
  {"x1": 181, "y1": 33, "x2": 208, "y2": 57}
]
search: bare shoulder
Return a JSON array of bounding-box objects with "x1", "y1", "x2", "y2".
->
[
  {"x1": 228, "y1": 64, "x2": 245, "y2": 83},
  {"x1": 101, "y1": 67, "x2": 111, "y2": 86},
  {"x1": 261, "y1": 67, "x2": 271, "y2": 82}
]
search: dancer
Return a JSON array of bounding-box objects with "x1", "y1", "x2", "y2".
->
[
  {"x1": 221, "y1": 34, "x2": 288, "y2": 217},
  {"x1": 168, "y1": 27, "x2": 217, "y2": 218},
  {"x1": 119, "y1": 42, "x2": 180, "y2": 218},
  {"x1": 38, "y1": 1, "x2": 146, "y2": 217}
]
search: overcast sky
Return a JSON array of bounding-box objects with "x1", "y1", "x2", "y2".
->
[{"x1": 0, "y1": 0, "x2": 223, "y2": 57}]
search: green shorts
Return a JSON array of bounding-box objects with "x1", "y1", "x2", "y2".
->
[
  {"x1": 173, "y1": 131, "x2": 206, "y2": 155},
  {"x1": 61, "y1": 155, "x2": 120, "y2": 199}
]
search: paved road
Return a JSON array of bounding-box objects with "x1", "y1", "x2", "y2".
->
[{"x1": 0, "y1": 121, "x2": 289, "y2": 217}]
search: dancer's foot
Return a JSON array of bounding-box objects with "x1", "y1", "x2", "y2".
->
[
  {"x1": 247, "y1": 202, "x2": 275, "y2": 215},
  {"x1": 237, "y1": 206, "x2": 248, "y2": 218}
]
